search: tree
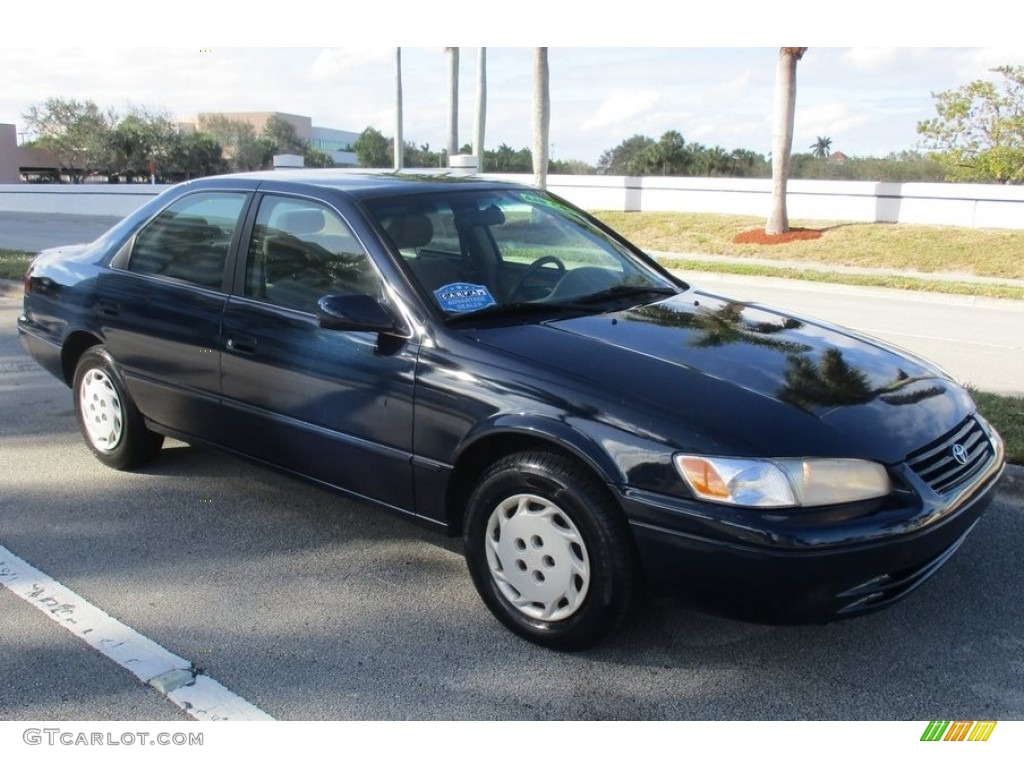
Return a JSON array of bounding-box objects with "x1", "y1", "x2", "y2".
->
[
  {"x1": 533, "y1": 48, "x2": 550, "y2": 189},
  {"x1": 165, "y1": 131, "x2": 227, "y2": 180},
  {"x1": 474, "y1": 47, "x2": 487, "y2": 172},
  {"x1": 488, "y1": 143, "x2": 532, "y2": 172},
  {"x1": 303, "y1": 147, "x2": 335, "y2": 168},
  {"x1": 394, "y1": 48, "x2": 404, "y2": 171},
  {"x1": 107, "y1": 106, "x2": 179, "y2": 182},
  {"x1": 197, "y1": 114, "x2": 272, "y2": 171},
  {"x1": 597, "y1": 134, "x2": 657, "y2": 175},
  {"x1": 262, "y1": 114, "x2": 307, "y2": 156},
  {"x1": 917, "y1": 65, "x2": 1024, "y2": 184},
  {"x1": 766, "y1": 47, "x2": 808, "y2": 235},
  {"x1": 446, "y1": 47, "x2": 459, "y2": 160},
  {"x1": 810, "y1": 135, "x2": 832, "y2": 159},
  {"x1": 23, "y1": 97, "x2": 117, "y2": 183},
  {"x1": 354, "y1": 126, "x2": 392, "y2": 168}
]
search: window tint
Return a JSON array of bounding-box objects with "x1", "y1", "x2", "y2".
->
[
  {"x1": 245, "y1": 196, "x2": 380, "y2": 313},
  {"x1": 129, "y1": 192, "x2": 246, "y2": 289},
  {"x1": 369, "y1": 190, "x2": 670, "y2": 311}
]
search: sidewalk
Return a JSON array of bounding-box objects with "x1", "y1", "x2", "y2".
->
[{"x1": 650, "y1": 251, "x2": 1024, "y2": 290}]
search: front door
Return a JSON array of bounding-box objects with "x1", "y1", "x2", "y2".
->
[{"x1": 219, "y1": 193, "x2": 417, "y2": 512}]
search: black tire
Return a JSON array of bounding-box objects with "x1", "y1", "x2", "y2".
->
[
  {"x1": 72, "y1": 346, "x2": 164, "y2": 470},
  {"x1": 464, "y1": 451, "x2": 641, "y2": 650}
]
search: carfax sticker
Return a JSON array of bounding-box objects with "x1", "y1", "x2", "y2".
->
[{"x1": 434, "y1": 283, "x2": 496, "y2": 313}]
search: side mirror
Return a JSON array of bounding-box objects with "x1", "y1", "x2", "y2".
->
[{"x1": 316, "y1": 294, "x2": 400, "y2": 334}]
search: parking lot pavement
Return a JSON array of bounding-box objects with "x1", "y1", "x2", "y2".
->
[{"x1": 3, "y1": 291, "x2": 1024, "y2": 721}]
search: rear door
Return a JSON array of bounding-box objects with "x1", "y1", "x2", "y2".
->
[
  {"x1": 100, "y1": 189, "x2": 250, "y2": 439},
  {"x1": 219, "y1": 192, "x2": 418, "y2": 511}
]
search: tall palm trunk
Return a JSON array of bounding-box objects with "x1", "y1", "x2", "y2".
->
[
  {"x1": 533, "y1": 47, "x2": 550, "y2": 190},
  {"x1": 766, "y1": 47, "x2": 807, "y2": 235},
  {"x1": 474, "y1": 47, "x2": 486, "y2": 172},
  {"x1": 394, "y1": 48, "x2": 404, "y2": 170},
  {"x1": 446, "y1": 47, "x2": 459, "y2": 161}
]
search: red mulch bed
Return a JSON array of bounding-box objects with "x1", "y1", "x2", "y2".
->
[{"x1": 733, "y1": 227, "x2": 824, "y2": 245}]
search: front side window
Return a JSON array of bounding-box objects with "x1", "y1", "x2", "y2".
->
[
  {"x1": 244, "y1": 195, "x2": 380, "y2": 313},
  {"x1": 129, "y1": 192, "x2": 247, "y2": 289}
]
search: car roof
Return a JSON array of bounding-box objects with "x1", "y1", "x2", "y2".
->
[{"x1": 191, "y1": 169, "x2": 530, "y2": 201}]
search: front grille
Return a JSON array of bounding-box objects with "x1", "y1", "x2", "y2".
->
[{"x1": 906, "y1": 416, "x2": 994, "y2": 496}]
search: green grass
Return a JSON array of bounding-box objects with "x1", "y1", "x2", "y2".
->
[
  {"x1": 969, "y1": 389, "x2": 1024, "y2": 466},
  {"x1": 594, "y1": 211, "x2": 1024, "y2": 280},
  {"x1": 0, "y1": 249, "x2": 32, "y2": 281}
]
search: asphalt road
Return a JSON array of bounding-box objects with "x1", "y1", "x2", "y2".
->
[{"x1": 1, "y1": 292, "x2": 1023, "y2": 721}]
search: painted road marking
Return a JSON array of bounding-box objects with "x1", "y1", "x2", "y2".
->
[{"x1": 0, "y1": 543, "x2": 273, "y2": 721}]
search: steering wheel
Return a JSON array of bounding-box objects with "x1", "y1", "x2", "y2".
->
[{"x1": 507, "y1": 256, "x2": 567, "y2": 302}]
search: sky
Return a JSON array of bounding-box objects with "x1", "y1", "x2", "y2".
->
[{"x1": 3, "y1": 2, "x2": 1021, "y2": 165}]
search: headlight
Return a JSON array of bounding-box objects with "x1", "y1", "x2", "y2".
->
[{"x1": 675, "y1": 455, "x2": 891, "y2": 508}]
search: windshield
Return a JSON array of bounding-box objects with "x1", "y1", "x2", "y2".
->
[{"x1": 365, "y1": 188, "x2": 679, "y2": 320}]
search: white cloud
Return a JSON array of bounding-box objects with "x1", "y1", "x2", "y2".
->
[{"x1": 582, "y1": 89, "x2": 660, "y2": 131}]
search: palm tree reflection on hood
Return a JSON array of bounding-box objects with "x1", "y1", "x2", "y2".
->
[
  {"x1": 780, "y1": 348, "x2": 946, "y2": 410},
  {"x1": 629, "y1": 301, "x2": 813, "y2": 354},
  {"x1": 627, "y1": 301, "x2": 946, "y2": 411}
]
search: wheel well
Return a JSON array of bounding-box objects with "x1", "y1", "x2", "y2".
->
[
  {"x1": 60, "y1": 332, "x2": 103, "y2": 385},
  {"x1": 445, "y1": 433, "x2": 608, "y2": 536}
]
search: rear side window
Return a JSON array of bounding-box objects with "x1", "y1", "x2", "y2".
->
[{"x1": 129, "y1": 192, "x2": 247, "y2": 289}]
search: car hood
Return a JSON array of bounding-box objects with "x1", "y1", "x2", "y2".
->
[{"x1": 468, "y1": 291, "x2": 975, "y2": 463}]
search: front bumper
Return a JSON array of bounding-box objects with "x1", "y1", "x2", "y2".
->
[{"x1": 617, "y1": 443, "x2": 1005, "y2": 624}]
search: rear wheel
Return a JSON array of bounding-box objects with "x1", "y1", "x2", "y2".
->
[
  {"x1": 464, "y1": 451, "x2": 641, "y2": 650},
  {"x1": 73, "y1": 346, "x2": 163, "y2": 470}
]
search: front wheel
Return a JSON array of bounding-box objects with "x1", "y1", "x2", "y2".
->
[
  {"x1": 464, "y1": 451, "x2": 641, "y2": 650},
  {"x1": 73, "y1": 346, "x2": 163, "y2": 470}
]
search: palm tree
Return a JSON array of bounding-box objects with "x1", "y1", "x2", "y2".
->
[
  {"x1": 766, "y1": 47, "x2": 807, "y2": 235},
  {"x1": 474, "y1": 47, "x2": 487, "y2": 172},
  {"x1": 446, "y1": 47, "x2": 459, "y2": 161},
  {"x1": 394, "y1": 48, "x2": 404, "y2": 170},
  {"x1": 533, "y1": 47, "x2": 550, "y2": 190},
  {"x1": 810, "y1": 135, "x2": 832, "y2": 159}
]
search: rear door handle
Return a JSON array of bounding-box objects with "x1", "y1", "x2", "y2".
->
[{"x1": 98, "y1": 299, "x2": 120, "y2": 317}]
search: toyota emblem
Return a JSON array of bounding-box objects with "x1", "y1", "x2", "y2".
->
[{"x1": 951, "y1": 443, "x2": 969, "y2": 465}]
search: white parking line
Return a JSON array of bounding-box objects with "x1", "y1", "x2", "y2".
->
[{"x1": 0, "y1": 543, "x2": 273, "y2": 721}]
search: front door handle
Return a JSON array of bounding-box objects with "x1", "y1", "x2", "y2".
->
[{"x1": 226, "y1": 335, "x2": 257, "y2": 355}]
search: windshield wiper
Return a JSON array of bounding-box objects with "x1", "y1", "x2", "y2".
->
[
  {"x1": 564, "y1": 284, "x2": 679, "y2": 306},
  {"x1": 445, "y1": 300, "x2": 589, "y2": 327}
]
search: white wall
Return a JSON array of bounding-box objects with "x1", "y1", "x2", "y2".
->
[
  {"x1": 1, "y1": 176, "x2": 1022, "y2": 229},
  {"x1": 0, "y1": 184, "x2": 170, "y2": 217}
]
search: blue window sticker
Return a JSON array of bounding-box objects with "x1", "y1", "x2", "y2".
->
[{"x1": 434, "y1": 282, "x2": 496, "y2": 313}]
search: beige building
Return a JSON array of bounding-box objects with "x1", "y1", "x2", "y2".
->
[
  {"x1": 0, "y1": 123, "x2": 63, "y2": 183},
  {"x1": 183, "y1": 111, "x2": 359, "y2": 166}
]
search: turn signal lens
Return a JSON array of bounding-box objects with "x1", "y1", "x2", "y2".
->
[{"x1": 676, "y1": 456, "x2": 795, "y2": 507}]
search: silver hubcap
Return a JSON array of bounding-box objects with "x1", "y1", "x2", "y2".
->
[
  {"x1": 79, "y1": 368, "x2": 124, "y2": 452},
  {"x1": 485, "y1": 493, "x2": 590, "y2": 622}
]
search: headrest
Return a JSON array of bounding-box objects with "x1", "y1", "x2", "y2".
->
[
  {"x1": 276, "y1": 208, "x2": 325, "y2": 235},
  {"x1": 385, "y1": 213, "x2": 434, "y2": 250}
]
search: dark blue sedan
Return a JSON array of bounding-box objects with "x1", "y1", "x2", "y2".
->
[{"x1": 17, "y1": 171, "x2": 1006, "y2": 649}]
